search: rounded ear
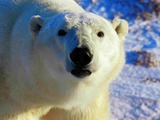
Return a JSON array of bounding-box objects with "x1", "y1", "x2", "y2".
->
[
  {"x1": 112, "y1": 18, "x2": 128, "y2": 41},
  {"x1": 29, "y1": 15, "x2": 44, "y2": 37}
]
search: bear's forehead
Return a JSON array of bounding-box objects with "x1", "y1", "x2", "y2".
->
[
  {"x1": 64, "y1": 12, "x2": 102, "y2": 26},
  {"x1": 45, "y1": 12, "x2": 111, "y2": 32}
]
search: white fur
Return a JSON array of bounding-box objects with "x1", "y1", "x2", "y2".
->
[{"x1": 0, "y1": 0, "x2": 128, "y2": 120}]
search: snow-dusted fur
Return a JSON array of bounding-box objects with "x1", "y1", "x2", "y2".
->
[{"x1": 0, "y1": 0, "x2": 128, "y2": 120}]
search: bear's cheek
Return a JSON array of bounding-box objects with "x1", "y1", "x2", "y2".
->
[
  {"x1": 96, "y1": 40, "x2": 119, "y2": 70},
  {"x1": 36, "y1": 35, "x2": 65, "y2": 58}
]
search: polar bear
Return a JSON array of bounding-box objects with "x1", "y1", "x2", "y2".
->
[{"x1": 0, "y1": 0, "x2": 128, "y2": 120}]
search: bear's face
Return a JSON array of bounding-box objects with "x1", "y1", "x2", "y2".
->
[{"x1": 29, "y1": 12, "x2": 128, "y2": 108}]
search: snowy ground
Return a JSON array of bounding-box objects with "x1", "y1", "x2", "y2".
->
[
  {"x1": 110, "y1": 65, "x2": 160, "y2": 120},
  {"x1": 78, "y1": 0, "x2": 160, "y2": 120}
]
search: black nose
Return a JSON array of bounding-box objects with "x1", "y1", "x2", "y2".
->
[{"x1": 70, "y1": 47, "x2": 93, "y2": 67}]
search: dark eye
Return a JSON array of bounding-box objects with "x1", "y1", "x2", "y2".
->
[
  {"x1": 97, "y1": 31, "x2": 104, "y2": 38},
  {"x1": 58, "y1": 29, "x2": 67, "y2": 36}
]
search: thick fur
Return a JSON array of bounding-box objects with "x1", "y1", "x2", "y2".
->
[{"x1": 0, "y1": 0, "x2": 128, "y2": 120}]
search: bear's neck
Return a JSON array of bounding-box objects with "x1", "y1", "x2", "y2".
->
[
  {"x1": 0, "y1": 89, "x2": 109, "y2": 120},
  {"x1": 41, "y1": 90, "x2": 109, "y2": 120}
]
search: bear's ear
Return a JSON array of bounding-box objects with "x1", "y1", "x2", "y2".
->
[
  {"x1": 112, "y1": 18, "x2": 128, "y2": 41},
  {"x1": 29, "y1": 15, "x2": 44, "y2": 37}
]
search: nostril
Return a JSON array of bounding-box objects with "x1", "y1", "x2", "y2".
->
[{"x1": 70, "y1": 47, "x2": 93, "y2": 67}]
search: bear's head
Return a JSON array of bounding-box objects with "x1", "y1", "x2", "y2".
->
[{"x1": 29, "y1": 12, "x2": 128, "y2": 108}]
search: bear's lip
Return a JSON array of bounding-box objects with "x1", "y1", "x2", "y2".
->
[{"x1": 71, "y1": 69, "x2": 92, "y2": 78}]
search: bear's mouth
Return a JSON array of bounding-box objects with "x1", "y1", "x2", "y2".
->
[{"x1": 71, "y1": 69, "x2": 92, "y2": 78}]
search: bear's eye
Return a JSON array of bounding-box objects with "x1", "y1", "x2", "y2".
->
[
  {"x1": 97, "y1": 31, "x2": 104, "y2": 38},
  {"x1": 58, "y1": 29, "x2": 67, "y2": 36}
]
